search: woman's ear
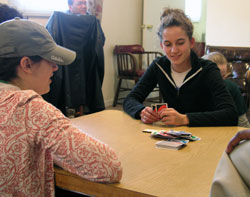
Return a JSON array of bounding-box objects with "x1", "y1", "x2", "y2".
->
[
  {"x1": 160, "y1": 42, "x2": 163, "y2": 49},
  {"x1": 19, "y1": 57, "x2": 33, "y2": 74},
  {"x1": 190, "y1": 37, "x2": 195, "y2": 49}
]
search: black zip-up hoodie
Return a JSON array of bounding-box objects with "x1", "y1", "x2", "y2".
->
[{"x1": 123, "y1": 51, "x2": 238, "y2": 126}]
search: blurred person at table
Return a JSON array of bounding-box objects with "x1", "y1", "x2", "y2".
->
[
  {"x1": 203, "y1": 51, "x2": 250, "y2": 128},
  {"x1": 123, "y1": 8, "x2": 237, "y2": 127},
  {"x1": 0, "y1": 18, "x2": 122, "y2": 197},
  {"x1": 0, "y1": 3, "x2": 23, "y2": 23},
  {"x1": 210, "y1": 129, "x2": 250, "y2": 196}
]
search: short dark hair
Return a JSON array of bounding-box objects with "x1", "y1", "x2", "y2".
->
[
  {"x1": 68, "y1": 0, "x2": 73, "y2": 6},
  {"x1": 0, "y1": 56, "x2": 42, "y2": 82},
  {"x1": 0, "y1": 3, "x2": 23, "y2": 23}
]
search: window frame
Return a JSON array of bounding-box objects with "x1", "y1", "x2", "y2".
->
[
  {"x1": 8, "y1": 0, "x2": 68, "y2": 17},
  {"x1": 185, "y1": 0, "x2": 202, "y2": 23}
]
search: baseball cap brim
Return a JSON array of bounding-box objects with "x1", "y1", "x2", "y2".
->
[{"x1": 41, "y1": 44, "x2": 76, "y2": 66}]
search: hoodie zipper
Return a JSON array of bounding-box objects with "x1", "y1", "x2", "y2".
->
[{"x1": 156, "y1": 62, "x2": 203, "y2": 96}]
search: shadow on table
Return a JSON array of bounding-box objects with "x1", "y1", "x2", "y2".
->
[{"x1": 55, "y1": 186, "x2": 91, "y2": 197}]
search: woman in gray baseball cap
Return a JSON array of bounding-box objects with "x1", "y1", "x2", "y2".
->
[
  {"x1": 0, "y1": 18, "x2": 77, "y2": 94},
  {"x1": 0, "y1": 19, "x2": 122, "y2": 196}
]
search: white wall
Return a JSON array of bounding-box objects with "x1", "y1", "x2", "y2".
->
[
  {"x1": 192, "y1": 0, "x2": 206, "y2": 42},
  {"x1": 142, "y1": 0, "x2": 185, "y2": 51},
  {"x1": 101, "y1": 0, "x2": 142, "y2": 106},
  {"x1": 206, "y1": 0, "x2": 250, "y2": 46}
]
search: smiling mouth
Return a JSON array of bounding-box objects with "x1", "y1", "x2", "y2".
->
[{"x1": 171, "y1": 55, "x2": 181, "y2": 60}]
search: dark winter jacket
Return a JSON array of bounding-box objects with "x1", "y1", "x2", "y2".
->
[{"x1": 43, "y1": 11, "x2": 105, "y2": 114}]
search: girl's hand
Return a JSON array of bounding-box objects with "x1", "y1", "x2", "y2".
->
[
  {"x1": 140, "y1": 107, "x2": 160, "y2": 124},
  {"x1": 158, "y1": 108, "x2": 189, "y2": 126}
]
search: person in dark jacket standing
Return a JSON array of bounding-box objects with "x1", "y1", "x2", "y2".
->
[{"x1": 123, "y1": 8, "x2": 238, "y2": 127}]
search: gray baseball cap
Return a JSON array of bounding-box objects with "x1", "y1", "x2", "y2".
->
[{"x1": 0, "y1": 18, "x2": 76, "y2": 65}]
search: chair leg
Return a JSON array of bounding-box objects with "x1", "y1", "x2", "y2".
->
[{"x1": 113, "y1": 78, "x2": 122, "y2": 107}]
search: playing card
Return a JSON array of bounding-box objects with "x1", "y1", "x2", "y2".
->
[
  {"x1": 156, "y1": 103, "x2": 168, "y2": 112},
  {"x1": 143, "y1": 129, "x2": 164, "y2": 133},
  {"x1": 151, "y1": 104, "x2": 156, "y2": 112},
  {"x1": 181, "y1": 135, "x2": 201, "y2": 141},
  {"x1": 151, "y1": 103, "x2": 168, "y2": 112},
  {"x1": 151, "y1": 130, "x2": 177, "y2": 139},
  {"x1": 149, "y1": 130, "x2": 201, "y2": 141},
  {"x1": 167, "y1": 130, "x2": 192, "y2": 137}
]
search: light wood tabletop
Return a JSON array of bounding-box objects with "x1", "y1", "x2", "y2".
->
[{"x1": 55, "y1": 109, "x2": 243, "y2": 197}]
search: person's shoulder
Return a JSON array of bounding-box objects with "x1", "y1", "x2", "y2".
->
[
  {"x1": 224, "y1": 79, "x2": 241, "y2": 95},
  {"x1": 197, "y1": 58, "x2": 221, "y2": 75},
  {"x1": 148, "y1": 55, "x2": 171, "y2": 73},
  {"x1": 13, "y1": 89, "x2": 52, "y2": 109},
  {"x1": 191, "y1": 51, "x2": 218, "y2": 71},
  {"x1": 23, "y1": 91, "x2": 65, "y2": 118},
  {"x1": 1, "y1": 88, "x2": 40, "y2": 104},
  {"x1": 18, "y1": 90, "x2": 41, "y2": 102},
  {"x1": 0, "y1": 88, "x2": 43, "y2": 111},
  {"x1": 224, "y1": 79, "x2": 238, "y2": 87},
  {"x1": 152, "y1": 55, "x2": 168, "y2": 65},
  {"x1": 65, "y1": 10, "x2": 71, "y2": 14},
  {"x1": 199, "y1": 58, "x2": 217, "y2": 69}
]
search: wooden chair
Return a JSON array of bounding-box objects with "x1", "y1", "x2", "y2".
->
[
  {"x1": 113, "y1": 45, "x2": 164, "y2": 107},
  {"x1": 227, "y1": 61, "x2": 250, "y2": 108}
]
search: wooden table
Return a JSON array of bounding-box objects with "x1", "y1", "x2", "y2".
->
[{"x1": 55, "y1": 110, "x2": 243, "y2": 197}]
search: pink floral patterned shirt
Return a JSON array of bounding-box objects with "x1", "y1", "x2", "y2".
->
[{"x1": 0, "y1": 83, "x2": 122, "y2": 196}]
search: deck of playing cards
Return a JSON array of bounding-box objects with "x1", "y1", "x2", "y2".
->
[
  {"x1": 155, "y1": 140, "x2": 188, "y2": 150},
  {"x1": 143, "y1": 129, "x2": 200, "y2": 150},
  {"x1": 150, "y1": 130, "x2": 200, "y2": 141}
]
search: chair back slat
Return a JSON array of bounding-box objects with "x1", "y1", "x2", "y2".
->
[
  {"x1": 114, "y1": 45, "x2": 164, "y2": 77},
  {"x1": 113, "y1": 45, "x2": 164, "y2": 106},
  {"x1": 114, "y1": 45, "x2": 144, "y2": 54}
]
